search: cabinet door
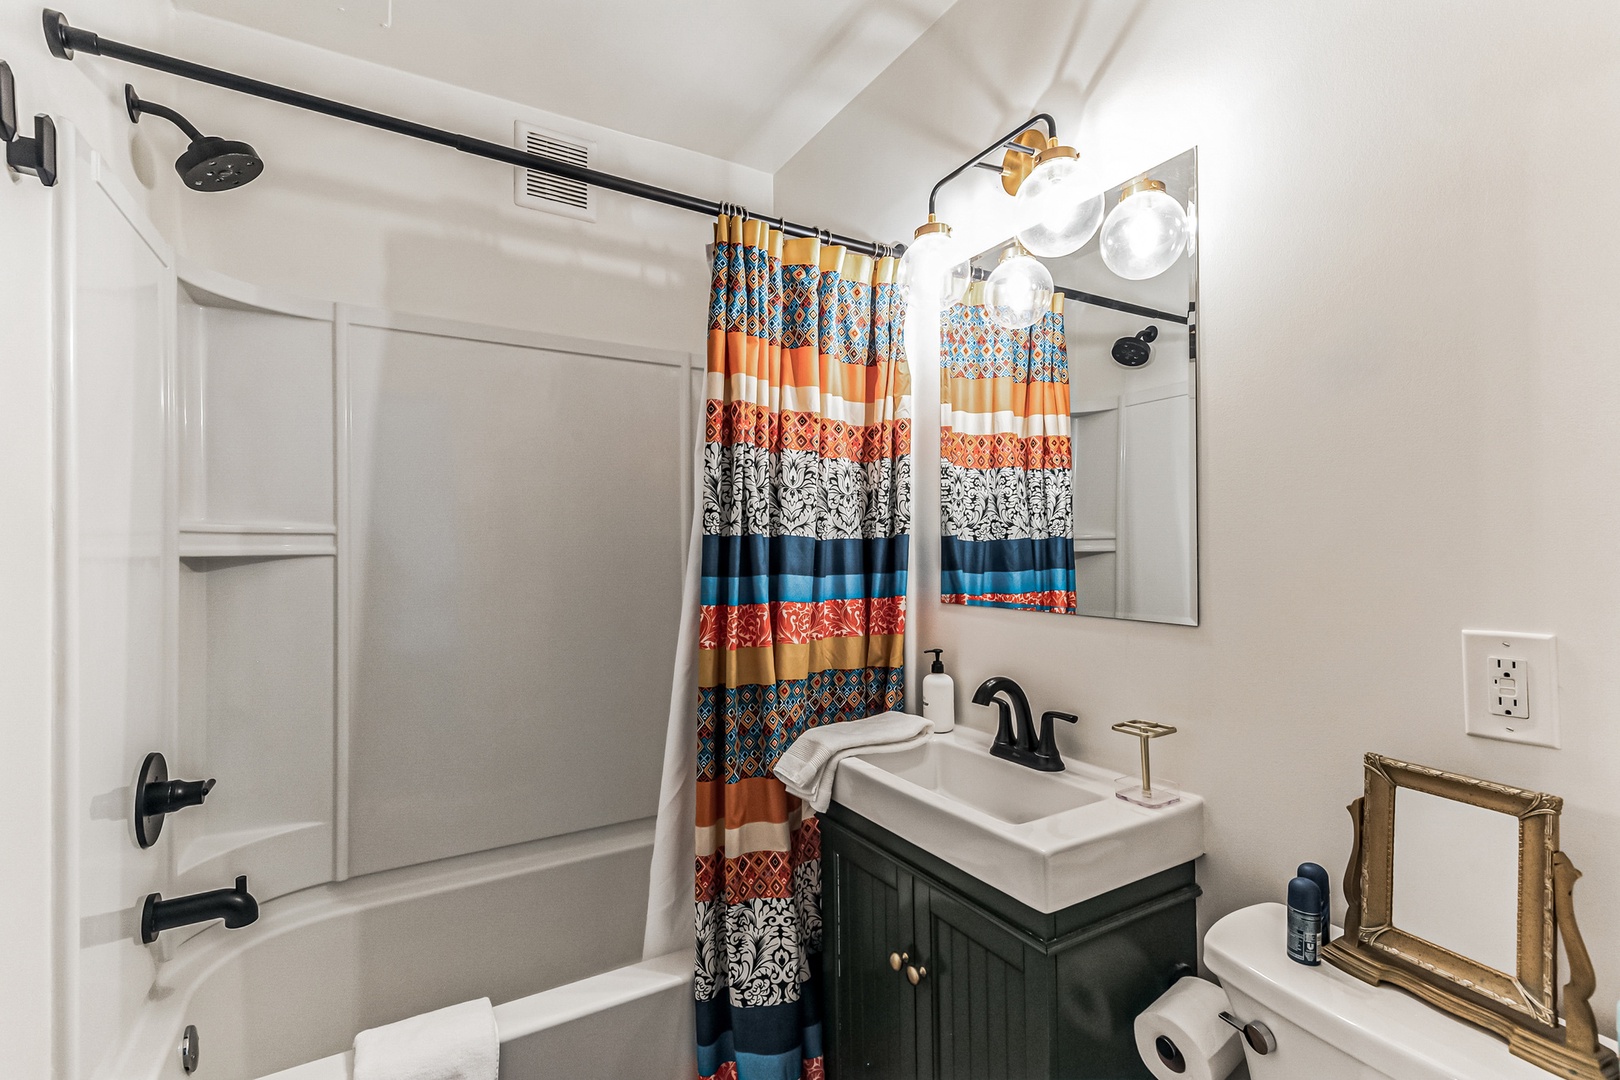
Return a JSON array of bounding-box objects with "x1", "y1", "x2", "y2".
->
[
  {"x1": 823, "y1": 825, "x2": 919, "y2": 1079},
  {"x1": 915, "y1": 882, "x2": 1049, "y2": 1080}
]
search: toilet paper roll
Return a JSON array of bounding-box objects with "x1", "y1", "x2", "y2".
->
[{"x1": 1134, "y1": 976, "x2": 1245, "y2": 1080}]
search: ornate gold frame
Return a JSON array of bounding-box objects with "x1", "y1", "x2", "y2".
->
[{"x1": 1324, "y1": 754, "x2": 1617, "y2": 1079}]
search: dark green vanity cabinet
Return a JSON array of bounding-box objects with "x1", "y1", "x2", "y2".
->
[{"x1": 821, "y1": 805, "x2": 1200, "y2": 1080}]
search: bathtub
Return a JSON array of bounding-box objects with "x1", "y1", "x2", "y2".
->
[{"x1": 105, "y1": 819, "x2": 694, "y2": 1080}]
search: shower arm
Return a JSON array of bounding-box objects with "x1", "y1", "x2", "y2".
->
[
  {"x1": 40, "y1": 9, "x2": 901, "y2": 258},
  {"x1": 124, "y1": 86, "x2": 204, "y2": 141}
]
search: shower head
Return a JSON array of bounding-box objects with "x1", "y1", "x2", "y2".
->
[
  {"x1": 125, "y1": 84, "x2": 263, "y2": 192},
  {"x1": 1111, "y1": 325, "x2": 1158, "y2": 368}
]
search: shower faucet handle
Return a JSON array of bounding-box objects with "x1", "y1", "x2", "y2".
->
[{"x1": 134, "y1": 752, "x2": 217, "y2": 849}]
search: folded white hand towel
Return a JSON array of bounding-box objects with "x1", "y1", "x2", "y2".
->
[
  {"x1": 774, "y1": 711, "x2": 932, "y2": 812},
  {"x1": 353, "y1": 998, "x2": 499, "y2": 1080}
]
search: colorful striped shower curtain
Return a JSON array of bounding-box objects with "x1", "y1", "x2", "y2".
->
[
  {"x1": 940, "y1": 287, "x2": 1076, "y2": 614},
  {"x1": 695, "y1": 216, "x2": 910, "y2": 1080}
]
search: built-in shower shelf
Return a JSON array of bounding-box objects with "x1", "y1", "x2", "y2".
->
[
  {"x1": 179, "y1": 522, "x2": 336, "y2": 558},
  {"x1": 1075, "y1": 534, "x2": 1117, "y2": 554}
]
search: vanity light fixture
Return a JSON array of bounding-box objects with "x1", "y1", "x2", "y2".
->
[
  {"x1": 985, "y1": 240, "x2": 1054, "y2": 331},
  {"x1": 1100, "y1": 177, "x2": 1189, "y2": 280},
  {"x1": 1012, "y1": 137, "x2": 1105, "y2": 258},
  {"x1": 897, "y1": 213, "x2": 972, "y2": 306}
]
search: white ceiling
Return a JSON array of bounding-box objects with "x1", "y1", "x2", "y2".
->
[{"x1": 173, "y1": 0, "x2": 961, "y2": 171}]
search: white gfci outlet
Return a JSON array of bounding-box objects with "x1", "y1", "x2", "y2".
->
[
  {"x1": 1462, "y1": 631, "x2": 1558, "y2": 748},
  {"x1": 1488, "y1": 656, "x2": 1527, "y2": 718}
]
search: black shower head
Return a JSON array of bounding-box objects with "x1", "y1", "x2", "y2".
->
[
  {"x1": 1111, "y1": 325, "x2": 1158, "y2": 368},
  {"x1": 126, "y1": 84, "x2": 263, "y2": 192}
]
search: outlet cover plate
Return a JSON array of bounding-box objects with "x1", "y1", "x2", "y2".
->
[{"x1": 1462, "y1": 630, "x2": 1558, "y2": 748}]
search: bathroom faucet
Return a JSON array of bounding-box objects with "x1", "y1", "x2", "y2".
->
[
  {"x1": 971, "y1": 676, "x2": 1077, "y2": 772},
  {"x1": 141, "y1": 875, "x2": 259, "y2": 944}
]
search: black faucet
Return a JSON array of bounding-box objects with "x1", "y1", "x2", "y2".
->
[
  {"x1": 971, "y1": 676, "x2": 1078, "y2": 772},
  {"x1": 141, "y1": 875, "x2": 259, "y2": 944}
]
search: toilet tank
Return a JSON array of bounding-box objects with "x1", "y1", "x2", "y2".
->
[{"x1": 1204, "y1": 904, "x2": 1553, "y2": 1080}]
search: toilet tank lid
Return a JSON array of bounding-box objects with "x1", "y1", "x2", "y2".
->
[{"x1": 1204, "y1": 903, "x2": 1552, "y2": 1080}]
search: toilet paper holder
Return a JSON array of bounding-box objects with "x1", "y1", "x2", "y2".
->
[{"x1": 1218, "y1": 1011, "x2": 1277, "y2": 1055}]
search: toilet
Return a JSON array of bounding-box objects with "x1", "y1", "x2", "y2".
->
[{"x1": 1196, "y1": 903, "x2": 1556, "y2": 1080}]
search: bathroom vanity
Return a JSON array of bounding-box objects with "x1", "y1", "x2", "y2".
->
[
  {"x1": 822, "y1": 728, "x2": 1205, "y2": 1079},
  {"x1": 823, "y1": 808, "x2": 1198, "y2": 1079}
]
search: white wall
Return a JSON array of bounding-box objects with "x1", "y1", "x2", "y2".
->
[{"x1": 778, "y1": 0, "x2": 1620, "y2": 1032}]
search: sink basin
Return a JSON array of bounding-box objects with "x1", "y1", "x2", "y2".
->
[
  {"x1": 864, "y1": 737, "x2": 1106, "y2": 824},
  {"x1": 831, "y1": 722, "x2": 1204, "y2": 913}
]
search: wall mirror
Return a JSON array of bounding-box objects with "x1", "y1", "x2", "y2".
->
[
  {"x1": 1325, "y1": 754, "x2": 1617, "y2": 1080},
  {"x1": 939, "y1": 148, "x2": 1197, "y2": 624}
]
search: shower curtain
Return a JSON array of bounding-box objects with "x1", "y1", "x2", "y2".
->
[
  {"x1": 680, "y1": 215, "x2": 909, "y2": 1080},
  {"x1": 939, "y1": 286, "x2": 1076, "y2": 614}
]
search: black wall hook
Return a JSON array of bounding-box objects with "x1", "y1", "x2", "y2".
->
[{"x1": 1, "y1": 60, "x2": 57, "y2": 186}]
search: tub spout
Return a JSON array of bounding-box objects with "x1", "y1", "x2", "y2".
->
[{"x1": 142, "y1": 875, "x2": 259, "y2": 944}]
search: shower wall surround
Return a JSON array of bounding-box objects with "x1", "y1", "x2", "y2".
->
[{"x1": 47, "y1": 127, "x2": 697, "y2": 1078}]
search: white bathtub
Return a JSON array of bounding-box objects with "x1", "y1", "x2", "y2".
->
[{"x1": 104, "y1": 819, "x2": 694, "y2": 1080}]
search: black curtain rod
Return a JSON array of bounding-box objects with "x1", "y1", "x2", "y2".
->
[{"x1": 39, "y1": 9, "x2": 899, "y2": 257}]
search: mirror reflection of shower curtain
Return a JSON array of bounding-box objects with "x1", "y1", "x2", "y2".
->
[{"x1": 939, "y1": 287, "x2": 1076, "y2": 614}]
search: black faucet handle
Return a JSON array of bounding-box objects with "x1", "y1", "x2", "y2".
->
[
  {"x1": 1036, "y1": 711, "x2": 1079, "y2": 769},
  {"x1": 134, "y1": 752, "x2": 217, "y2": 849}
]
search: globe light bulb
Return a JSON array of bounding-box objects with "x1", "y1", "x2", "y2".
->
[
  {"x1": 1014, "y1": 148, "x2": 1104, "y2": 258},
  {"x1": 897, "y1": 218, "x2": 971, "y2": 306},
  {"x1": 1099, "y1": 179, "x2": 1188, "y2": 280},
  {"x1": 985, "y1": 245, "x2": 1054, "y2": 331}
]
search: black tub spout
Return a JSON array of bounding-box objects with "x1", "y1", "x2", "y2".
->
[{"x1": 141, "y1": 875, "x2": 259, "y2": 944}]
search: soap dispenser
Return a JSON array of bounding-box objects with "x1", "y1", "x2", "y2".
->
[{"x1": 922, "y1": 649, "x2": 955, "y2": 733}]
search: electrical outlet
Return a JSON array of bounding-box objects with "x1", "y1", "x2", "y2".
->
[
  {"x1": 1462, "y1": 631, "x2": 1558, "y2": 748},
  {"x1": 1488, "y1": 656, "x2": 1527, "y2": 718}
]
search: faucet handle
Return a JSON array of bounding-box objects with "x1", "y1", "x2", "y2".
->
[{"x1": 1036, "y1": 711, "x2": 1078, "y2": 768}]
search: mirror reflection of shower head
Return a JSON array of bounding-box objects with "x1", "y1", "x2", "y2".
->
[
  {"x1": 125, "y1": 84, "x2": 263, "y2": 192},
  {"x1": 1112, "y1": 325, "x2": 1158, "y2": 368}
]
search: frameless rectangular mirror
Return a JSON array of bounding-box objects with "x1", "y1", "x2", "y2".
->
[{"x1": 939, "y1": 148, "x2": 1197, "y2": 624}]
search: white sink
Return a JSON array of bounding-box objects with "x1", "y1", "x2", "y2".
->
[{"x1": 831, "y1": 724, "x2": 1204, "y2": 913}]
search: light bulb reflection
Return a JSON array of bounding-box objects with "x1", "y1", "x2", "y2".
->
[
  {"x1": 1099, "y1": 183, "x2": 1188, "y2": 280},
  {"x1": 986, "y1": 249, "x2": 1054, "y2": 331}
]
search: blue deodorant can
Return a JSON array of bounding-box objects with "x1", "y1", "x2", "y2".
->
[{"x1": 1287, "y1": 876, "x2": 1324, "y2": 965}]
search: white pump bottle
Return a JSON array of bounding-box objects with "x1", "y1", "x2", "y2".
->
[{"x1": 921, "y1": 649, "x2": 955, "y2": 733}]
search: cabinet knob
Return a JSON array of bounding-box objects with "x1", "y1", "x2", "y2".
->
[
  {"x1": 888, "y1": 951, "x2": 908, "y2": 971},
  {"x1": 906, "y1": 964, "x2": 927, "y2": 985}
]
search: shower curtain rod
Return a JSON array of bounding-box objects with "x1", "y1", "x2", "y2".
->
[
  {"x1": 39, "y1": 9, "x2": 898, "y2": 256},
  {"x1": 40, "y1": 9, "x2": 1189, "y2": 324}
]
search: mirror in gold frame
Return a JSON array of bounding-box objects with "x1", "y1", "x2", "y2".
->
[{"x1": 1325, "y1": 754, "x2": 1617, "y2": 1080}]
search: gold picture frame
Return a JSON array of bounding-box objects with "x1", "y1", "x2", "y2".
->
[{"x1": 1324, "y1": 754, "x2": 1617, "y2": 1080}]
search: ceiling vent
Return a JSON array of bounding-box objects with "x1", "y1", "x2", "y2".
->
[{"x1": 514, "y1": 122, "x2": 596, "y2": 222}]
